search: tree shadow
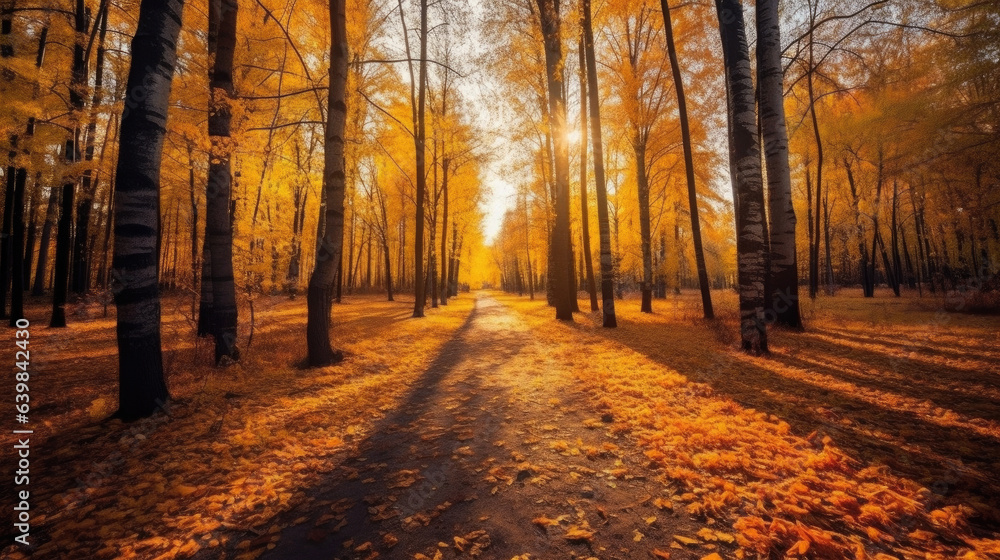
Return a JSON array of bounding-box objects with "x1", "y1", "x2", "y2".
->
[
  {"x1": 243, "y1": 299, "x2": 529, "y2": 558},
  {"x1": 770, "y1": 335, "x2": 1000, "y2": 422},
  {"x1": 809, "y1": 326, "x2": 999, "y2": 364},
  {"x1": 568, "y1": 314, "x2": 1000, "y2": 530}
]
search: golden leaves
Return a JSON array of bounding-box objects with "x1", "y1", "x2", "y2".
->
[{"x1": 453, "y1": 530, "x2": 491, "y2": 556}]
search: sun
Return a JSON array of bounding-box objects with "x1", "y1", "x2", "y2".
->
[{"x1": 566, "y1": 129, "x2": 581, "y2": 145}]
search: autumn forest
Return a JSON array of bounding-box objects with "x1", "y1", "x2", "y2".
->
[{"x1": 0, "y1": 0, "x2": 998, "y2": 557}]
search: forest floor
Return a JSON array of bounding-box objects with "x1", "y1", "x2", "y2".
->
[{"x1": 1, "y1": 289, "x2": 999, "y2": 560}]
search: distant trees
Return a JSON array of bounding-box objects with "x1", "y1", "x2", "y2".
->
[
  {"x1": 604, "y1": 0, "x2": 673, "y2": 314},
  {"x1": 0, "y1": 0, "x2": 994, "y2": 369}
]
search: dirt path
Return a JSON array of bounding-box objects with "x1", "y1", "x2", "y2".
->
[{"x1": 260, "y1": 294, "x2": 709, "y2": 560}]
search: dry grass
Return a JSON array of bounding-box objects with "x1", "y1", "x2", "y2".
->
[
  {"x1": 0, "y1": 293, "x2": 475, "y2": 560},
  {"x1": 497, "y1": 289, "x2": 1000, "y2": 559}
]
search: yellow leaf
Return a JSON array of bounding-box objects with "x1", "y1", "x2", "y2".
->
[
  {"x1": 532, "y1": 516, "x2": 559, "y2": 529},
  {"x1": 564, "y1": 525, "x2": 595, "y2": 543}
]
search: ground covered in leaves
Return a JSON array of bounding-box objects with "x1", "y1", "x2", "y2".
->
[{"x1": 1, "y1": 289, "x2": 998, "y2": 560}]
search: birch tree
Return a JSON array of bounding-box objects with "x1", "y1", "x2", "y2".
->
[
  {"x1": 716, "y1": 0, "x2": 768, "y2": 354},
  {"x1": 757, "y1": 0, "x2": 801, "y2": 328}
]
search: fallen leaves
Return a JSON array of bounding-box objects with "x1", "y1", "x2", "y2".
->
[
  {"x1": 496, "y1": 293, "x2": 1000, "y2": 560},
  {"x1": 564, "y1": 523, "x2": 596, "y2": 543},
  {"x1": 453, "y1": 530, "x2": 491, "y2": 557},
  {"x1": 12, "y1": 296, "x2": 478, "y2": 560}
]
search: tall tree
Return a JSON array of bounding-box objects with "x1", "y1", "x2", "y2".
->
[
  {"x1": 8, "y1": 167, "x2": 25, "y2": 325},
  {"x1": 111, "y1": 0, "x2": 185, "y2": 420},
  {"x1": 0, "y1": 166, "x2": 12, "y2": 319},
  {"x1": 305, "y1": 0, "x2": 348, "y2": 366},
  {"x1": 582, "y1": 0, "x2": 616, "y2": 327},
  {"x1": 405, "y1": 0, "x2": 429, "y2": 317},
  {"x1": 71, "y1": 2, "x2": 110, "y2": 295},
  {"x1": 578, "y1": 39, "x2": 598, "y2": 312},
  {"x1": 31, "y1": 186, "x2": 58, "y2": 296},
  {"x1": 204, "y1": 0, "x2": 240, "y2": 364},
  {"x1": 50, "y1": 142, "x2": 76, "y2": 328},
  {"x1": 536, "y1": 0, "x2": 574, "y2": 321},
  {"x1": 756, "y1": 0, "x2": 801, "y2": 328},
  {"x1": 716, "y1": 0, "x2": 768, "y2": 354},
  {"x1": 1, "y1": 2, "x2": 15, "y2": 320},
  {"x1": 659, "y1": 0, "x2": 714, "y2": 320}
]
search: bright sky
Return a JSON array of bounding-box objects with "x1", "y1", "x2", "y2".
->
[
  {"x1": 454, "y1": 0, "x2": 520, "y2": 246},
  {"x1": 411, "y1": 0, "x2": 737, "y2": 246}
]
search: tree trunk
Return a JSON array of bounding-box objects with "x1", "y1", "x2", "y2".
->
[
  {"x1": 204, "y1": 0, "x2": 239, "y2": 363},
  {"x1": 306, "y1": 0, "x2": 348, "y2": 366},
  {"x1": 50, "y1": 142, "x2": 76, "y2": 328},
  {"x1": 756, "y1": 0, "x2": 800, "y2": 328},
  {"x1": 383, "y1": 236, "x2": 393, "y2": 301},
  {"x1": 577, "y1": 41, "x2": 598, "y2": 312},
  {"x1": 844, "y1": 158, "x2": 873, "y2": 297},
  {"x1": 805, "y1": 158, "x2": 814, "y2": 297},
  {"x1": 112, "y1": 0, "x2": 184, "y2": 420},
  {"x1": 891, "y1": 179, "x2": 903, "y2": 290},
  {"x1": 635, "y1": 143, "x2": 654, "y2": 313},
  {"x1": 716, "y1": 0, "x2": 767, "y2": 354},
  {"x1": 409, "y1": 0, "x2": 428, "y2": 317},
  {"x1": 197, "y1": 234, "x2": 213, "y2": 334},
  {"x1": 807, "y1": 41, "x2": 823, "y2": 302},
  {"x1": 8, "y1": 168, "x2": 26, "y2": 325},
  {"x1": 429, "y1": 141, "x2": 438, "y2": 308},
  {"x1": 71, "y1": 4, "x2": 110, "y2": 295},
  {"x1": 661, "y1": 0, "x2": 713, "y2": 319},
  {"x1": 23, "y1": 177, "x2": 39, "y2": 287},
  {"x1": 99, "y1": 171, "x2": 114, "y2": 292},
  {"x1": 439, "y1": 157, "x2": 449, "y2": 305},
  {"x1": 535, "y1": 0, "x2": 573, "y2": 321},
  {"x1": 823, "y1": 188, "x2": 834, "y2": 294},
  {"x1": 170, "y1": 201, "x2": 180, "y2": 289},
  {"x1": 1, "y1": 166, "x2": 13, "y2": 318},
  {"x1": 450, "y1": 219, "x2": 459, "y2": 297},
  {"x1": 186, "y1": 140, "x2": 199, "y2": 308},
  {"x1": 582, "y1": 0, "x2": 615, "y2": 327}
]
